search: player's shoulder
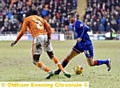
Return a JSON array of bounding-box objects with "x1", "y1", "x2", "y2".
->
[
  {"x1": 24, "y1": 15, "x2": 33, "y2": 21},
  {"x1": 74, "y1": 20, "x2": 84, "y2": 27},
  {"x1": 75, "y1": 20, "x2": 83, "y2": 25},
  {"x1": 26, "y1": 15, "x2": 44, "y2": 22},
  {"x1": 26, "y1": 15, "x2": 41, "y2": 19}
]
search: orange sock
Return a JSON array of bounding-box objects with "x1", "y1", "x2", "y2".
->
[
  {"x1": 36, "y1": 61, "x2": 51, "y2": 73},
  {"x1": 52, "y1": 56, "x2": 64, "y2": 72}
]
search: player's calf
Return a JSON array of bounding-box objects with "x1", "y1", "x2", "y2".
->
[{"x1": 54, "y1": 69, "x2": 61, "y2": 75}]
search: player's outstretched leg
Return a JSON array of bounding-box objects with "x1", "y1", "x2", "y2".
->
[
  {"x1": 54, "y1": 69, "x2": 61, "y2": 75},
  {"x1": 46, "y1": 71, "x2": 54, "y2": 79}
]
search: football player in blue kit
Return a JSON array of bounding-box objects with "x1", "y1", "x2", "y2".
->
[{"x1": 55, "y1": 14, "x2": 111, "y2": 75}]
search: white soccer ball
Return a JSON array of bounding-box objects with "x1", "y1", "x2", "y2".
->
[{"x1": 73, "y1": 65, "x2": 83, "y2": 75}]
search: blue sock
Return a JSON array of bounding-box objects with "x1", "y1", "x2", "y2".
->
[
  {"x1": 95, "y1": 60, "x2": 109, "y2": 65},
  {"x1": 56, "y1": 59, "x2": 69, "y2": 73}
]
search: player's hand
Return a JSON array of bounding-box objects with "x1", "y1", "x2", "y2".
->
[
  {"x1": 45, "y1": 36, "x2": 51, "y2": 47},
  {"x1": 45, "y1": 40, "x2": 50, "y2": 47},
  {"x1": 11, "y1": 41, "x2": 17, "y2": 47},
  {"x1": 77, "y1": 38, "x2": 82, "y2": 42}
]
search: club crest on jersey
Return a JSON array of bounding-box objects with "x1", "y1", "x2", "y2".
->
[{"x1": 80, "y1": 24, "x2": 83, "y2": 27}]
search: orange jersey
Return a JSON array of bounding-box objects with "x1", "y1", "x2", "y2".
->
[{"x1": 16, "y1": 15, "x2": 51, "y2": 41}]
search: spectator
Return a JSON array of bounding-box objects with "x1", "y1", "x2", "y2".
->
[
  {"x1": 110, "y1": 27, "x2": 117, "y2": 40},
  {"x1": 106, "y1": 22, "x2": 111, "y2": 32},
  {"x1": 55, "y1": 21, "x2": 61, "y2": 33},
  {"x1": 0, "y1": 0, "x2": 78, "y2": 35},
  {"x1": 41, "y1": 4, "x2": 49, "y2": 18},
  {"x1": 92, "y1": 21, "x2": 98, "y2": 34},
  {"x1": 98, "y1": 23, "x2": 105, "y2": 34},
  {"x1": 117, "y1": 17, "x2": 120, "y2": 25},
  {"x1": 64, "y1": 16, "x2": 69, "y2": 38},
  {"x1": 85, "y1": 0, "x2": 120, "y2": 34},
  {"x1": 100, "y1": 16, "x2": 106, "y2": 27},
  {"x1": 118, "y1": 24, "x2": 120, "y2": 34},
  {"x1": 0, "y1": 16, "x2": 4, "y2": 34},
  {"x1": 112, "y1": 21, "x2": 118, "y2": 32},
  {"x1": 72, "y1": 0, "x2": 78, "y2": 10}
]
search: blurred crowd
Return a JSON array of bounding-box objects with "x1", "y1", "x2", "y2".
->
[
  {"x1": 0, "y1": 0, "x2": 120, "y2": 37},
  {"x1": 84, "y1": 0, "x2": 120, "y2": 34},
  {"x1": 0, "y1": 0, "x2": 78, "y2": 35}
]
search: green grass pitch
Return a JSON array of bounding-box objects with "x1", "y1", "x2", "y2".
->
[{"x1": 0, "y1": 40, "x2": 120, "y2": 88}]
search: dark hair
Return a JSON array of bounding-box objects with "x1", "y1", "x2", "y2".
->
[
  {"x1": 68, "y1": 12, "x2": 74, "y2": 17},
  {"x1": 31, "y1": 10, "x2": 38, "y2": 15}
]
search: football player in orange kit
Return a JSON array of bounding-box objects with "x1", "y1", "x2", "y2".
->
[{"x1": 11, "y1": 10, "x2": 71, "y2": 79}]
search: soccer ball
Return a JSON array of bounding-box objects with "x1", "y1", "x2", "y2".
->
[{"x1": 73, "y1": 65, "x2": 83, "y2": 75}]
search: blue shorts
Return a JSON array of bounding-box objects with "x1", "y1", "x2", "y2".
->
[{"x1": 73, "y1": 42, "x2": 94, "y2": 58}]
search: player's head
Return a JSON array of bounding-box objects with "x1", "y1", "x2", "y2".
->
[
  {"x1": 68, "y1": 13, "x2": 76, "y2": 24},
  {"x1": 31, "y1": 9, "x2": 39, "y2": 15}
]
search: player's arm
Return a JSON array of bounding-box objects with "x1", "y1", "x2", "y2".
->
[
  {"x1": 44, "y1": 20, "x2": 52, "y2": 39},
  {"x1": 11, "y1": 19, "x2": 27, "y2": 47},
  {"x1": 77, "y1": 23, "x2": 89, "y2": 42},
  {"x1": 44, "y1": 20, "x2": 52, "y2": 47}
]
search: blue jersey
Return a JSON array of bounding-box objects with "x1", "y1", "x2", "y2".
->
[
  {"x1": 73, "y1": 20, "x2": 93, "y2": 58},
  {"x1": 74, "y1": 20, "x2": 92, "y2": 45}
]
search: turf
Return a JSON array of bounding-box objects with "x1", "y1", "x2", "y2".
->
[{"x1": 0, "y1": 40, "x2": 120, "y2": 88}]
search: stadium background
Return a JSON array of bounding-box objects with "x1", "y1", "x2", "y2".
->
[
  {"x1": 0, "y1": 0, "x2": 120, "y2": 40},
  {"x1": 0, "y1": 1, "x2": 120, "y2": 88}
]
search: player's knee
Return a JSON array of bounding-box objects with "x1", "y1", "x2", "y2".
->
[
  {"x1": 50, "y1": 54, "x2": 54, "y2": 59},
  {"x1": 47, "y1": 51, "x2": 54, "y2": 59},
  {"x1": 33, "y1": 55, "x2": 40, "y2": 65},
  {"x1": 87, "y1": 57, "x2": 94, "y2": 66}
]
